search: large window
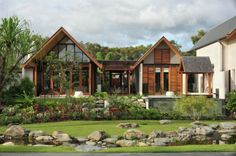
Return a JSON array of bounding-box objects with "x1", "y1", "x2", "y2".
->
[
  {"x1": 155, "y1": 68, "x2": 161, "y2": 93},
  {"x1": 163, "y1": 68, "x2": 169, "y2": 91}
]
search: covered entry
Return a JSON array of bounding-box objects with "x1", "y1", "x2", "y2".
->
[{"x1": 180, "y1": 56, "x2": 213, "y2": 96}]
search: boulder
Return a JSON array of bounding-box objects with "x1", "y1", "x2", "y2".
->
[
  {"x1": 219, "y1": 122, "x2": 236, "y2": 130},
  {"x1": 178, "y1": 128, "x2": 194, "y2": 142},
  {"x1": 195, "y1": 126, "x2": 215, "y2": 136},
  {"x1": 124, "y1": 129, "x2": 146, "y2": 140},
  {"x1": 153, "y1": 137, "x2": 171, "y2": 146},
  {"x1": 117, "y1": 123, "x2": 139, "y2": 129},
  {"x1": 52, "y1": 131, "x2": 71, "y2": 142},
  {"x1": 75, "y1": 145, "x2": 103, "y2": 152},
  {"x1": 86, "y1": 141, "x2": 96, "y2": 146},
  {"x1": 88, "y1": 131, "x2": 107, "y2": 141},
  {"x1": 76, "y1": 137, "x2": 88, "y2": 144},
  {"x1": 103, "y1": 137, "x2": 117, "y2": 144},
  {"x1": 148, "y1": 130, "x2": 166, "y2": 140},
  {"x1": 221, "y1": 134, "x2": 232, "y2": 141},
  {"x1": 218, "y1": 129, "x2": 236, "y2": 135},
  {"x1": 209, "y1": 124, "x2": 220, "y2": 130},
  {"x1": 29, "y1": 130, "x2": 47, "y2": 139},
  {"x1": 35, "y1": 136, "x2": 53, "y2": 144},
  {"x1": 137, "y1": 142, "x2": 148, "y2": 147},
  {"x1": 191, "y1": 121, "x2": 208, "y2": 127},
  {"x1": 159, "y1": 120, "x2": 171, "y2": 125},
  {"x1": 2, "y1": 142, "x2": 15, "y2": 146},
  {"x1": 116, "y1": 140, "x2": 136, "y2": 147},
  {"x1": 4, "y1": 125, "x2": 25, "y2": 138}
]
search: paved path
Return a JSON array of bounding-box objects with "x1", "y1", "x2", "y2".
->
[{"x1": 0, "y1": 153, "x2": 235, "y2": 156}]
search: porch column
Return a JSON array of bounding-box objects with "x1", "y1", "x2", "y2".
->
[
  {"x1": 128, "y1": 70, "x2": 131, "y2": 95},
  {"x1": 139, "y1": 63, "x2": 143, "y2": 95},
  {"x1": 182, "y1": 73, "x2": 188, "y2": 95},
  {"x1": 34, "y1": 64, "x2": 37, "y2": 96},
  {"x1": 198, "y1": 74, "x2": 202, "y2": 93},
  {"x1": 89, "y1": 62, "x2": 92, "y2": 95},
  {"x1": 208, "y1": 73, "x2": 212, "y2": 95}
]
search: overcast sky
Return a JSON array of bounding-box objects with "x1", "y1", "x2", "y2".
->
[{"x1": 0, "y1": 0, "x2": 236, "y2": 51}]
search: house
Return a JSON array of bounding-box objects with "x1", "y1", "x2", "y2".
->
[
  {"x1": 21, "y1": 27, "x2": 212, "y2": 97},
  {"x1": 192, "y1": 16, "x2": 236, "y2": 99}
]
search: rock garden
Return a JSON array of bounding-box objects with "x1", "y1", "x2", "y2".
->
[{"x1": 1, "y1": 120, "x2": 236, "y2": 152}]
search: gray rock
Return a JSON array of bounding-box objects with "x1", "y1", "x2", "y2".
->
[
  {"x1": 219, "y1": 122, "x2": 236, "y2": 129},
  {"x1": 124, "y1": 129, "x2": 146, "y2": 140},
  {"x1": 195, "y1": 126, "x2": 214, "y2": 136},
  {"x1": 209, "y1": 124, "x2": 220, "y2": 130},
  {"x1": 137, "y1": 141, "x2": 148, "y2": 147},
  {"x1": 2, "y1": 142, "x2": 15, "y2": 146},
  {"x1": 221, "y1": 134, "x2": 232, "y2": 141},
  {"x1": 191, "y1": 121, "x2": 208, "y2": 127},
  {"x1": 218, "y1": 129, "x2": 236, "y2": 135},
  {"x1": 76, "y1": 137, "x2": 88, "y2": 143},
  {"x1": 35, "y1": 136, "x2": 53, "y2": 143},
  {"x1": 117, "y1": 123, "x2": 139, "y2": 129},
  {"x1": 160, "y1": 120, "x2": 171, "y2": 125},
  {"x1": 153, "y1": 137, "x2": 170, "y2": 146},
  {"x1": 4, "y1": 125, "x2": 25, "y2": 138},
  {"x1": 29, "y1": 130, "x2": 47, "y2": 139},
  {"x1": 52, "y1": 131, "x2": 71, "y2": 142},
  {"x1": 75, "y1": 145, "x2": 103, "y2": 152},
  {"x1": 116, "y1": 140, "x2": 136, "y2": 147},
  {"x1": 103, "y1": 137, "x2": 117, "y2": 144},
  {"x1": 88, "y1": 131, "x2": 107, "y2": 141},
  {"x1": 148, "y1": 130, "x2": 166, "y2": 141},
  {"x1": 86, "y1": 141, "x2": 96, "y2": 146}
]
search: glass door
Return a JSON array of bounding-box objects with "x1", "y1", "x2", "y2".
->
[{"x1": 155, "y1": 68, "x2": 161, "y2": 93}]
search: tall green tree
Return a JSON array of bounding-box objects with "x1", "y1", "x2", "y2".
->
[
  {"x1": 0, "y1": 16, "x2": 36, "y2": 104},
  {"x1": 191, "y1": 29, "x2": 206, "y2": 45},
  {"x1": 170, "y1": 40, "x2": 182, "y2": 52}
]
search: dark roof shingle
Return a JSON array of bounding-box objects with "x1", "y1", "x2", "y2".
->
[
  {"x1": 191, "y1": 16, "x2": 236, "y2": 50},
  {"x1": 181, "y1": 56, "x2": 213, "y2": 73}
]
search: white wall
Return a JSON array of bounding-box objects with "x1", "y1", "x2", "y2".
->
[
  {"x1": 197, "y1": 42, "x2": 226, "y2": 99},
  {"x1": 197, "y1": 38, "x2": 236, "y2": 99}
]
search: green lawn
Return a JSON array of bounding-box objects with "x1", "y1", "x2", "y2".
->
[
  {"x1": 0, "y1": 120, "x2": 235, "y2": 137},
  {"x1": 0, "y1": 145, "x2": 75, "y2": 152},
  {"x1": 0, "y1": 144, "x2": 235, "y2": 153}
]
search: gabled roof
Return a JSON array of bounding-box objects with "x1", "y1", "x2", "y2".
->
[
  {"x1": 22, "y1": 27, "x2": 102, "y2": 69},
  {"x1": 191, "y1": 16, "x2": 236, "y2": 50},
  {"x1": 131, "y1": 36, "x2": 181, "y2": 71},
  {"x1": 180, "y1": 56, "x2": 213, "y2": 73}
]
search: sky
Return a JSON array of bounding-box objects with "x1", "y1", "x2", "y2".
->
[{"x1": 0, "y1": 0, "x2": 236, "y2": 51}]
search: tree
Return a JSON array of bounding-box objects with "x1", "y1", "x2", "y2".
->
[
  {"x1": 226, "y1": 91, "x2": 236, "y2": 116},
  {"x1": 0, "y1": 16, "x2": 36, "y2": 104},
  {"x1": 96, "y1": 52, "x2": 103, "y2": 60},
  {"x1": 170, "y1": 40, "x2": 182, "y2": 52},
  {"x1": 31, "y1": 34, "x2": 48, "y2": 51},
  {"x1": 191, "y1": 29, "x2": 206, "y2": 45}
]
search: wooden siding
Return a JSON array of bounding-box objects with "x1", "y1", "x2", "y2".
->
[{"x1": 143, "y1": 65, "x2": 182, "y2": 95}]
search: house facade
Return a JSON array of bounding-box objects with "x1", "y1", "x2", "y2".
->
[
  {"x1": 21, "y1": 27, "x2": 213, "y2": 97},
  {"x1": 192, "y1": 16, "x2": 236, "y2": 100}
]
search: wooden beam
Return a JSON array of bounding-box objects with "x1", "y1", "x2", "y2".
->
[
  {"x1": 185, "y1": 74, "x2": 188, "y2": 95},
  {"x1": 40, "y1": 63, "x2": 44, "y2": 95},
  {"x1": 34, "y1": 64, "x2": 38, "y2": 96},
  {"x1": 50, "y1": 65, "x2": 53, "y2": 94},
  {"x1": 88, "y1": 62, "x2": 92, "y2": 95},
  {"x1": 69, "y1": 64, "x2": 73, "y2": 95},
  {"x1": 202, "y1": 73, "x2": 205, "y2": 93},
  {"x1": 128, "y1": 70, "x2": 131, "y2": 95},
  {"x1": 208, "y1": 73, "x2": 212, "y2": 95},
  {"x1": 79, "y1": 64, "x2": 82, "y2": 91}
]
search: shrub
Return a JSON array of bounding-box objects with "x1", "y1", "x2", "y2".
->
[
  {"x1": 174, "y1": 96, "x2": 218, "y2": 120},
  {"x1": 4, "y1": 77, "x2": 34, "y2": 106},
  {"x1": 226, "y1": 90, "x2": 236, "y2": 116}
]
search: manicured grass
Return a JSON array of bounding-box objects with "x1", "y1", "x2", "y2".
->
[
  {"x1": 0, "y1": 144, "x2": 235, "y2": 153},
  {"x1": 0, "y1": 145, "x2": 76, "y2": 152},
  {"x1": 0, "y1": 120, "x2": 235, "y2": 137},
  {"x1": 99, "y1": 144, "x2": 236, "y2": 153}
]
